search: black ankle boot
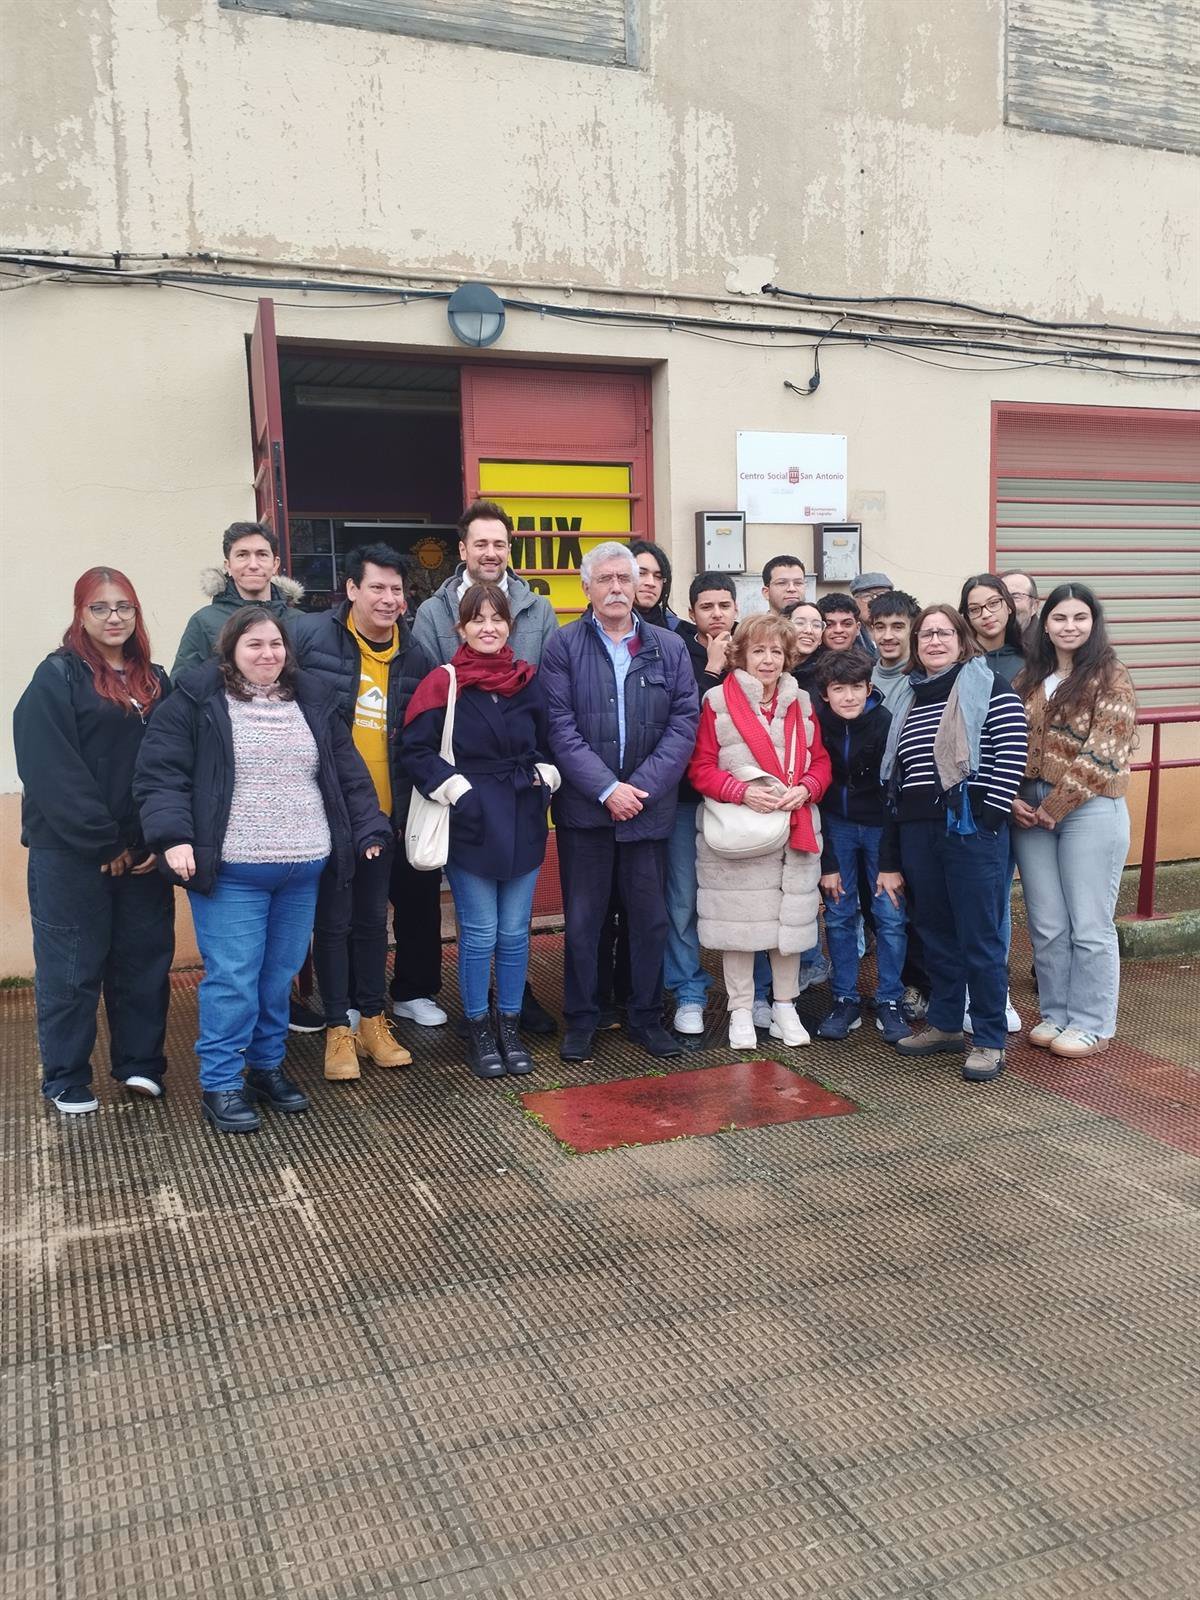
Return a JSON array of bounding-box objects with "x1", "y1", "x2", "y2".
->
[
  {"x1": 464, "y1": 1016, "x2": 505, "y2": 1078},
  {"x1": 494, "y1": 1013, "x2": 534, "y2": 1075},
  {"x1": 201, "y1": 1089, "x2": 261, "y2": 1134}
]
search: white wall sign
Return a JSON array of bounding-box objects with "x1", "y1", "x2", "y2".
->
[{"x1": 736, "y1": 431, "x2": 847, "y2": 524}]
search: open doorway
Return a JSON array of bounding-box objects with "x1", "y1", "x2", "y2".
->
[{"x1": 279, "y1": 354, "x2": 464, "y2": 611}]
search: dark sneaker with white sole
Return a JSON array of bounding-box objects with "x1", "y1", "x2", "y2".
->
[
  {"x1": 123, "y1": 1075, "x2": 164, "y2": 1099},
  {"x1": 874, "y1": 1002, "x2": 908, "y2": 1046},
  {"x1": 816, "y1": 998, "x2": 862, "y2": 1040},
  {"x1": 50, "y1": 1086, "x2": 99, "y2": 1115}
]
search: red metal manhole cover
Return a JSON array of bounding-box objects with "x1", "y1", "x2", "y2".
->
[{"x1": 520, "y1": 1060, "x2": 859, "y2": 1154}]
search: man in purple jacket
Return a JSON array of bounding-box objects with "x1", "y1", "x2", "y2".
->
[{"x1": 540, "y1": 543, "x2": 700, "y2": 1064}]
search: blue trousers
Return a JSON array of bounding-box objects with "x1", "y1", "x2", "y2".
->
[
  {"x1": 28, "y1": 847, "x2": 175, "y2": 1100},
  {"x1": 663, "y1": 803, "x2": 710, "y2": 1008},
  {"x1": 899, "y1": 820, "x2": 1009, "y2": 1049},
  {"x1": 822, "y1": 817, "x2": 906, "y2": 1004},
  {"x1": 557, "y1": 829, "x2": 668, "y2": 1031},
  {"x1": 444, "y1": 863, "x2": 540, "y2": 1018},
  {"x1": 189, "y1": 858, "x2": 326, "y2": 1091}
]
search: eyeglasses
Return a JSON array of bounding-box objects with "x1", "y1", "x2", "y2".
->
[
  {"x1": 966, "y1": 597, "x2": 1007, "y2": 619},
  {"x1": 917, "y1": 629, "x2": 957, "y2": 643},
  {"x1": 86, "y1": 603, "x2": 136, "y2": 620},
  {"x1": 792, "y1": 619, "x2": 823, "y2": 631}
]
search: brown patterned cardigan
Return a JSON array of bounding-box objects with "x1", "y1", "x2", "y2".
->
[{"x1": 1021, "y1": 664, "x2": 1138, "y2": 823}]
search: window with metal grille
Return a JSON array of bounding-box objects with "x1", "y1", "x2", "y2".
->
[
  {"x1": 220, "y1": 0, "x2": 638, "y2": 66},
  {"x1": 1005, "y1": 0, "x2": 1200, "y2": 155},
  {"x1": 991, "y1": 402, "x2": 1200, "y2": 710}
]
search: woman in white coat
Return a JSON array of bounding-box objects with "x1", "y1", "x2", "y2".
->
[{"x1": 687, "y1": 613, "x2": 832, "y2": 1049}]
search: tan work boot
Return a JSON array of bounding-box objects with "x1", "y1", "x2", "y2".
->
[
  {"x1": 895, "y1": 1026, "x2": 965, "y2": 1057},
  {"x1": 355, "y1": 1012, "x2": 413, "y2": 1069},
  {"x1": 323, "y1": 1024, "x2": 361, "y2": 1081}
]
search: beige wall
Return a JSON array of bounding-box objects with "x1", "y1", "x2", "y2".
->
[
  {"x1": 2, "y1": 1, "x2": 1196, "y2": 324},
  {"x1": 1, "y1": 283, "x2": 1197, "y2": 974}
]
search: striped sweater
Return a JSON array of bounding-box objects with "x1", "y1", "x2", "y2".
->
[
  {"x1": 894, "y1": 667, "x2": 1028, "y2": 828},
  {"x1": 1022, "y1": 664, "x2": 1137, "y2": 822}
]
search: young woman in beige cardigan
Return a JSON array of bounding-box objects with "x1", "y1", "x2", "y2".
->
[{"x1": 1012, "y1": 584, "x2": 1137, "y2": 1059}]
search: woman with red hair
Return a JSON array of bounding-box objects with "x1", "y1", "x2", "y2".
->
[{"x1": 14, "y1": 567, "x2": 175, "y2": 1115}]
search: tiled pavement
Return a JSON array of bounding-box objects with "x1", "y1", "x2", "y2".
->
[{"x1": 2, "y1": 929, "x2": 1199, "y2": 1600}]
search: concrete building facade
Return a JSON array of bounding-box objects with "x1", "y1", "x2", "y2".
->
[{"x1": 2, "y1": 0, "x2": 1198, "y2": 972}]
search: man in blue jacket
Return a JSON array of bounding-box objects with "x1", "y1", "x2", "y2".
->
[{"x1": 540, "y1": 542, "x2": 700, "y2": 1063}]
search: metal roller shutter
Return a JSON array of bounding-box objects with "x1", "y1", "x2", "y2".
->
[{"x1": 991, "y1": 403, "x2": 1200, "y2": 710}]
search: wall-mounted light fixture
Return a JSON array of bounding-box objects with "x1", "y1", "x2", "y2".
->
[{"x1": 446, "y1": 282, "x2": 506, "y2": 349}]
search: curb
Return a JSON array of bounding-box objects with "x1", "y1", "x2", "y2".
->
[{"x1": 1117, "y1": 909, "x2": 1200, "y2": 959}]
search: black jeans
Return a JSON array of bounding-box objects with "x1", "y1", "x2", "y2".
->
[
  {"x1": 313, "y1": 842, "x2": 394, "y2": 1026},
  {"x1": 388, "y1": 848, "x2": 444, "y2": 1001},
  {"x1": 28, "y1": 847, "x2": 175, "y2": 1100},
  {"x1": 557, "y1": 829, "x2": 668, "y2": 1032}
]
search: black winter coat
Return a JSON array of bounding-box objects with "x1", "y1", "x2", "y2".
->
[
  {"x1": 14, "y1": 650, "x2": 170, "y2": 859},
  {"x1": 815, "y1": 692, "x2": 898, "y2": 872},
  {"x1": 291, "y1": 601, "x2": 433, "y2": 826},
  {"x1": 132, "y1": 663, "x2": 390, "y2": 895},
  {"x1": 402, "y1": 674, "x2": 553, "y2": 880}
]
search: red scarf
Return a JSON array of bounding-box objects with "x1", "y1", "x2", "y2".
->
[
  {"x1": 403, "y1": 644, "x2": 535, "y2": 724},
  {"x1": 723, "y1": 673, "x2": 819, "y2": 854}
]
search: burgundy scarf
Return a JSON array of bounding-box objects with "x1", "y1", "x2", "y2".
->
[
  {"x1": 404, "y1": 644, "x2": 535, "y2": 725},
  {"x1": 723, "y1": 672, "x2": 819, "y2": 855}
]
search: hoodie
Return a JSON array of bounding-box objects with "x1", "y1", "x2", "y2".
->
[{"x1": 171, "y1": 568, "x2": 303, "y2": 679}]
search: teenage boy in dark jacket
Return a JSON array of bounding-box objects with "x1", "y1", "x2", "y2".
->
[{"x1": 813, "y1": 652, "x2": 908, "y2": 1043}]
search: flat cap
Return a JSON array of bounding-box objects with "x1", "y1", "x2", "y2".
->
[{"x1": 850, "y1": 571, "x2": 893, "y2": 594}]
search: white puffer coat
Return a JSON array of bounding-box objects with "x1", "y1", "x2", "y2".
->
[{"x1": 694, "y1": 670, "x2": 824, "y2": 955}]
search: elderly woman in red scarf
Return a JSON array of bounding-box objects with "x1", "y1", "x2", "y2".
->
[
  {"x1": 687, "y1": 612, "x2": 831, "y2": 1051},
  {"x1": 401, "y1": 583, "x2": 557, "y2": 1080}
]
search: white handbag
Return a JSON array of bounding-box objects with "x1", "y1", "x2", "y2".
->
[
  {"x1": 404, "y1": 664, "x2": 458, "y2": 871},
  {"x1": 701, "y1": 766, "x2": 790, "y2": 858}
]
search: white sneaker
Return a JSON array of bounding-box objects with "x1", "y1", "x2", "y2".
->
[
  {"x1": 729, "y1": 1008, "x2": 758, "y2": 1049},
  {"x1": 1005, "y1": 995, "x2": 1022, "y2": 1033},
  {"x1": 751, "y1": 999, "x2": 773, "y2": 1029},
  {"x1": 673, "y1": 1004, "x2": 705, "y2": 1036},
  {"x1": 392, "y1": 997, "x2": 448, "y2": 1027},
  {"x1": 769, "y1": 1002, "x2": 811, "y2": 1047},
  {"x1": 124, "y1": 1075, "x2": 163, "y2": 1099}
]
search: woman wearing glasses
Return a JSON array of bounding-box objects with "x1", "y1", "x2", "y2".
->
[
  {"x1": 879, "y1": 605, "x2": 1028, "y2": 1082},
  {"x1": 959, "y1": 574, "x2": 1026, "y2": 684},
  {"x1": 785, "y1": 600, "x2": 827, "y2": 699},
  {"x1": 1011, "y1": 585, "x2": 1136, "y2": 1059},
  {"x1": 14, "y1": 568, "x2": 174, "y2": 1115}
]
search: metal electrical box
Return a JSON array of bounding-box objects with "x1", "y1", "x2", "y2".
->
[
  {"x1": 695, "y1": 510, "x2": 746, "y2": 573},
  {"x1": 815, "y1": 522, "x2": 862, "y2": 584}
]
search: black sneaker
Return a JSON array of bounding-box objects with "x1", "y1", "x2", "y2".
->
[
  {"x1": 874, "y1": 1001, "x2": 908, "y2": 1046},
  {"x1": 288, "y1": 996, "x2": 326, "y2": 1033},
  {"x1": 559, "y1": 1028, "x2": 596, "y2": 1063},
  {"x1": 816, "y1": 998, "x2": 862, "y2": 1041},
  {"x1": 244, "y1": 1068, "x2": 309, "y2": 1113},
  {"x1": 626, "y1": 1022, "x2": 684, "y2": 1059},
  {"x1": 50, "y1": 1085, "x2": 99, "y2": 1115}
]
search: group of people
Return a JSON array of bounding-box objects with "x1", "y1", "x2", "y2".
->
[{"x1": 15, "y1": 501, "x2": 1137, "y2": 1130}]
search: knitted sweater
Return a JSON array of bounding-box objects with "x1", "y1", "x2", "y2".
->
[
  {"x1": 1022, "y1": 664, "x2": 1137, "y2": 822},
  {"x1": 222, "y1": 689, "x2": 332, "y2": 863}
]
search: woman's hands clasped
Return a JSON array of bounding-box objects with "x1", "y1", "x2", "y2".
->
[{"x1": 743, "y1": 780, "x2": 810, "y2": 814}]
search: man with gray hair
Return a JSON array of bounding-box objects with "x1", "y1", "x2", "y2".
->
[
  {"x1": 1000, "y1": 570, "x2": 1040, "y2": 635},
  {"x1": 540, "y1": 542, "x2": 700, "y2": 1063}
]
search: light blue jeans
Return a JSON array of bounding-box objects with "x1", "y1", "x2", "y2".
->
[
  {"x1": 188, "y1": 858, "x2": 326, "y2": 1091},
  {"x1": 445, "y1": 863, "x2": 541, "y2": 1018},
  {"x1": 663, "y1": 803, "x2": 711, "y2": 1008},
  {"x1": 1011, "y1": 783, "x2": 1129, "y2": 1037}
]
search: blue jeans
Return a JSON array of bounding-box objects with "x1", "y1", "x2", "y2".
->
[
  {"x1": 445, "y1": 864, "x2": 540, "y2": 1018},
  {"x1": 663, "y1": 803, "x2": 710, "y2": 1008},
  {"x1": 1012, "y1": 783, "x2": 1129, "y2": 1037},
  {"x1": 899, "y1": 819, "x2": 1009, "y2": 1049},
  {"x1": 822, "y1": 817, "x2": 907, "y2": 1004},
  {"x1": 188, "y1": 858, "x2": 326, "y2": 1091},
  {"x1": 28, "y1": 847, "x2": 175, "y2": 1100}
]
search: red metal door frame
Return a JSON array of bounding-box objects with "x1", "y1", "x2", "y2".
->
[{"x1": 249, "y1": 299, "x2": 292, "y2": 571}]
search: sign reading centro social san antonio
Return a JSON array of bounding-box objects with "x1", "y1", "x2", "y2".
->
[{"x1": 736, "y1": 432, "x2": 847, "y2": 524}]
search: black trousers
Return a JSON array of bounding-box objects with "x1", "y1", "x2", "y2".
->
[
  {"x1": 313, "y1": 841, "x2": 394, "y2": 1025},
  {"x1": 28, "y1": 847, "x2": 175, "y2": 1099},
  {"x1": 557, "y1": 829, "x2": 667, "y2": 1032},
  {"x1": 388, "y1": 848, "x2": 445, "y2": 1001}
]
